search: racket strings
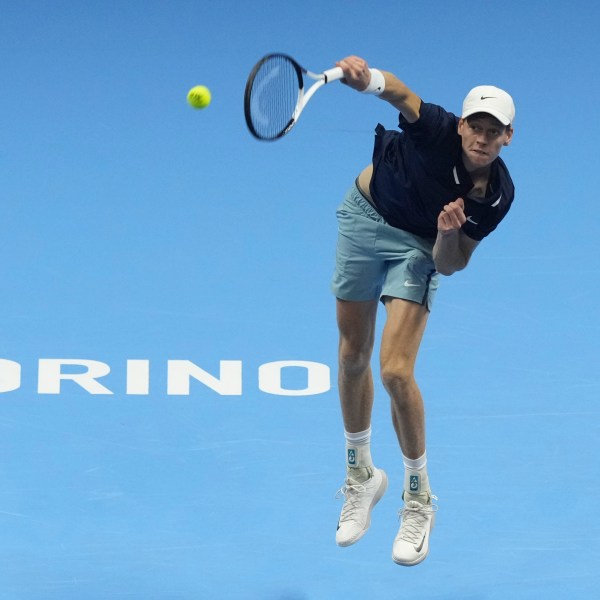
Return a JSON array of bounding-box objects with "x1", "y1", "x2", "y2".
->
[{"x1": 246, "y1": 55, "x2": 301, "y2": 140}]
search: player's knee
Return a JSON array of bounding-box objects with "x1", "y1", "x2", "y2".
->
[
  {"x1": 380, "y1": 360, "x2": 415, "y2": 393},
  {"x1": 338, "y1": 344, "x2": 372, "y2": 376}
]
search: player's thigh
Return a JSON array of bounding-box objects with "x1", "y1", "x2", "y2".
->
[
  {"x1": 336, "y1": 298, "x2": 379, "y2": 356},
  {"x1": 380, "y1": 297, "x2": 430, "y2": 373}
]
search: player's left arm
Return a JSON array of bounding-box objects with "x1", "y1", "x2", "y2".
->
[{"x1": 433, "y1": 198, "x2": 480, "y2": 276}]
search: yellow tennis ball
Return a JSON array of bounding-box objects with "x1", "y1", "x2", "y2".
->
[{"x1": 187, "y1": 85, "x2": 211, "y2": 109}]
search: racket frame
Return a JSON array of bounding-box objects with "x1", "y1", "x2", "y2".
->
[{"x1": 244, "y1": 53, "x2": 344, "y2": 140}]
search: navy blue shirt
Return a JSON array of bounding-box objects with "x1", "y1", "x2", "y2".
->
[{"x1": 369, "y1": 102, "x2": 515, "y2": 241}]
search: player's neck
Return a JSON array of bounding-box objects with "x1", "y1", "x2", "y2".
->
[
  {"x1": 464, "y1": 162, "x2": 491, "y2": 199},
  {"x1": 462, "y1": 155, "x2": 491, "y2": 178}
]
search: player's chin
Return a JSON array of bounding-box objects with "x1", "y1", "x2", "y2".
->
[{"x1": 468, "y1": 150, "x2": 495, "y2": 168}]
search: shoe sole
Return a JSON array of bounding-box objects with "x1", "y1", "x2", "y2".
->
[
  {"x1": 336, "y1": 469, "x2": 388, "y2": 547},
  {"x1": 391, "y1": 511, "x2": 435, "y2": 566}
]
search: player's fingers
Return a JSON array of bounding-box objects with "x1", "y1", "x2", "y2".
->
[
  {"x1": 337, "y1": 57, "x2": 369, "y2": 79},
  {"x1": 445, "y1": 201, "x2": 466, "y2": 223},
  {"x1": 337, "y1": 56, "x2": 369, "y2": 70},
  {"x1": 440, "y1": 205, "x2": 464, "y2": 229},
  {"x1": 448, "y1": 211, "x2": 466, "y2": 228},
  {"x1": 445, "y1": 199, "x2": 465, "y2": 213},
  {"x1": 337, "y1": 61, "x2": 370, "y2": 91}
]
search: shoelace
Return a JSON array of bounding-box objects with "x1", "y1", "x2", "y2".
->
[
  {"x1": 335, "y1": 479, "x2": 367, "y2": 522},
  {"x1": 396, "y1": 496, "x2": 439, "y2": 544}
]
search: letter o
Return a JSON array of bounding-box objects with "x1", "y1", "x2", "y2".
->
[{"x1": 258, "y1": 361, "x2": 330, "y2": 396}]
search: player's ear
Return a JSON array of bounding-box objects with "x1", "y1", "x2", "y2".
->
[{"x1": 503, "y1": 126, "x2": 514, "y2": 146}]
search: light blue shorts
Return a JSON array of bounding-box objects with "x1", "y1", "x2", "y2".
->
[{"x1": 331, "y1": 183, "x2": 440, "y2": 310}]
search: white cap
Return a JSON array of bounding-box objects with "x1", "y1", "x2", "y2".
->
[{"x1": 462, "y1": 85, "x2": 515, "y2": 126}]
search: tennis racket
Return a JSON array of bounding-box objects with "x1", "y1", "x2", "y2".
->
[{"x1": 244, "y1": 53, "x2": 344, "y2": 141}]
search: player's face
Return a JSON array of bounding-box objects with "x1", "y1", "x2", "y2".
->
[{"x1": 458, "y1": 115, "x2": 513, "y2": 171}]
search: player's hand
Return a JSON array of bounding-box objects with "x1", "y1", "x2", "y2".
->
[
  {"x1": 336, "y1": 56, "x2": 371, "y2": 92},
  {"x1": 438, "y1": 198, "x2": 466, "y2": 235}
]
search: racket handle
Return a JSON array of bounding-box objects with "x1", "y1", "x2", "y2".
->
[{"x1": 323, "y1": 66, "x2": 344, "y2": 83}]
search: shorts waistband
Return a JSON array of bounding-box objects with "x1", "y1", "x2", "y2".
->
[
  {"x1": 354, "y1": 177, "x2": 380, "y2": 209},
  {"x1": 351, "y1": 179, "x2": 384, "y2": 222}
]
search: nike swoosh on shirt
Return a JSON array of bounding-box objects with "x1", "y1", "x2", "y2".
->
[{"x1": 466, "y1": 216, "x2": 479, "y2": 225}]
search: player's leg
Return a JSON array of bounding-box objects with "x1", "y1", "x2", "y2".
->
[
  {"x1": 331, "y1": 182, "x2": 390, "y2": 547},
  {"x1": 379, "y1": 296, "x2": 437, "y2": 566},
  {"x1": 337, "y1": 298, "x2": 378, "y2": 433},
  {"x1": 380, "y1": 297, "x2": 429, "y2": 460},
  {"x1": 335, "y1": 297, "x2": 388, "y2": 546}
]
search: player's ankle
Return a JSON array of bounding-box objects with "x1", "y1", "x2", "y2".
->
[
  {"x1": 402, "y1": 451, "x2": 430, "y2": 499},
  {"x1": 347, "y1": 465, "x2": 373, "y2": 483}
]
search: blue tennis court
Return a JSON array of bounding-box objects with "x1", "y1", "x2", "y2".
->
[{"x1": 2, "y1": 2, "x2": 599, "y2": 598}]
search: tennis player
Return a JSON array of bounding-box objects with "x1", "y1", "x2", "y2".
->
[{"x1": 332, "y1": 56, "x2": 515, "y2": 565}]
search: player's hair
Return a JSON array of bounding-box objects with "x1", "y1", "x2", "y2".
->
[{"x1": 466, "y1": 112, "x2": 512, "y2": 131}]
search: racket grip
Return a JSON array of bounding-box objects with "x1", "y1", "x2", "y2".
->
[{"x1": 323, "y1": 66, "x2": 344, "y2": 83}]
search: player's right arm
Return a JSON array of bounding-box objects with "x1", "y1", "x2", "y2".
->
[
  {"x1": 433, "y1": 198, "x2": 480, "y2": 275},
  {"x1": 336, "y1": 56, "x2": 421, "y2": 123}
]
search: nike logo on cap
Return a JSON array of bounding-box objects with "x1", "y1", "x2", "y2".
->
[
  {"x1": 480, "y1": 96, "x2": 496, "y2": 100},
  {"x1": 404, "y1": 281, "x2": 420, "y2": 287}
]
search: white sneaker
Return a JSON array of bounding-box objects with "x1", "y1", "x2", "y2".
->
[
  {"x1": 392, "y1": 494, "x2": 438, "y2": 566},
  {"x1": 335, "y1": 467, "x2": 388, "y2": 547}
]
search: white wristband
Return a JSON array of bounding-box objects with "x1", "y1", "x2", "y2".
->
[{"x1": 362, "y1": 68, "x2": 385, "y2": 95}]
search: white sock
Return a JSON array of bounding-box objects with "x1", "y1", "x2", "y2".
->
[
  {"x1": 403, "y1": 452, "x2": 430, "y2": 498},
  {"x1": 345, "y1": 427, "x2": 373, "y2": 471}
]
